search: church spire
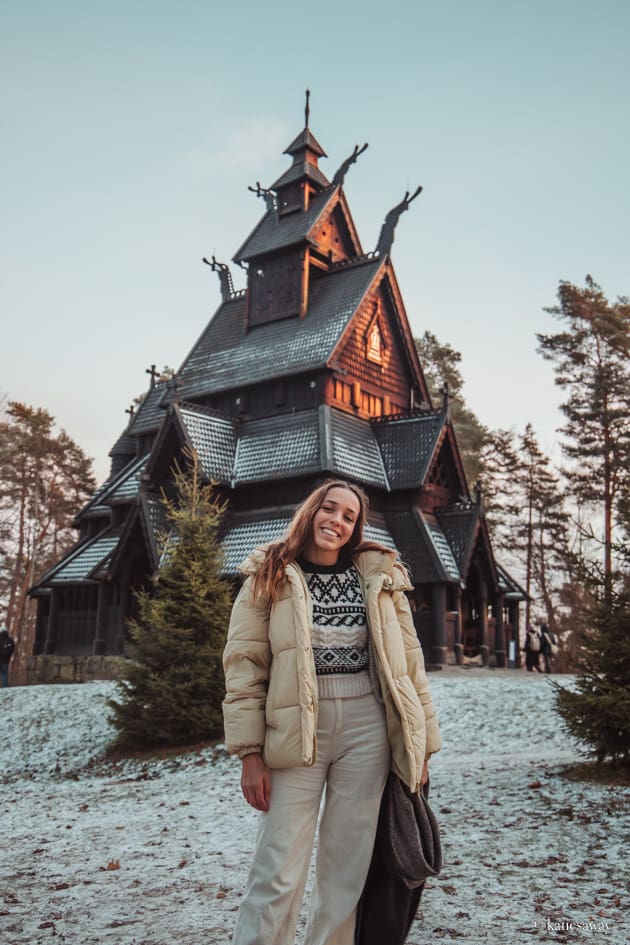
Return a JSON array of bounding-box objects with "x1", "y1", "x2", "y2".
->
[
  {"x1": 271, "y1": 90, "x2": 329, "y2": 213},
  {"x1": 281, "y1": 89, "x2": 327, "y2": 167}
]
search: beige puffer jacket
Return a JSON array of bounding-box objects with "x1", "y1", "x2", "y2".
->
[{"x1": 222, "y1": 548, "x2": 442, "y2": 792}]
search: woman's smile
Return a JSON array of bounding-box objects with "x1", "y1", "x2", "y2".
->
[{"x1": 304, "y1": 486, "x2": 361, "y2": 565}]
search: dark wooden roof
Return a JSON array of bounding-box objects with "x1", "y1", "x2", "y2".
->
[
  {"x1": 33, "y1": 527, "x2": 124, "y2": 588},
  {"x1": 234, "y1": 411, "x2": 320, "y2": 485},
  {"x1": 164, "y1": 404, "x2": 388, "y2": 490},
  {"x1": 372, "y1": 411, "x2": 444, "y2": 489},
  {"x1": 496, "y1": 562, "x2": 529, "y2": 601},
  {"x1": 385, "y1": 508, "x2": 461, "y2": 584},
  {"x1": 234, "y1": 185, "x2": 338, "y2": 262},
  {"x1": 178, "y1": 404, "x2": 237, "y2": 486},
  {"x1": 127, "y1": 380, "x2": 169, "y2": 435},
  {"x1": 175, "y1": 256, "x2": 383, "y2": 400},
  {"x1": 326, "y1": 408, "x2": 388, "y2": 489},
  {"x1": 108, "y1": 431, "x2": 136, "y2": 458},
  {"x1": 271, "y1": 161, "x2": 330, "y2": 192},
  {"x1": 436, "y1": 504, "x2": 481, "y2": 577},
  {"x1": 74, "y1": 454, "x2": 148, "y2": 523},
  {"x1": 284, "y1": 127, "x2": 327, "y2": 158}
]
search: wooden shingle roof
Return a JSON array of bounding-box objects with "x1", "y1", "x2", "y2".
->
[
  {"x1": 372, "y1": 411, "x2": 445, "y2": 489},
  {"x1": 234, "y1": 185, "x2": 338, "y2": 262},
  {"x1": 175, "y1": 256, "x2": 383, "y2": 401}
]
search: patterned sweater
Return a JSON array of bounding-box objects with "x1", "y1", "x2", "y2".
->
[{"x1": 298, "y1": 556, "x2": 373, "y2": 699}]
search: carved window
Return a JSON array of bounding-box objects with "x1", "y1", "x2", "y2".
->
[
  {"x1": 367, "y1": 322, "x2": 384, "y2": 363},
  {"x1": 364, "y1": 302, "x2": 388, "y2": 365}
]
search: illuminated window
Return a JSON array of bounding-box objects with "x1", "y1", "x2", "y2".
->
[{"x1": 367, "y1": 322, "x2": 383, "y2": 363}]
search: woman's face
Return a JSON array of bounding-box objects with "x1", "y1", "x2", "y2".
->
[{"x1": 304, "y1": 486, "x2": 362, "y2": 565}]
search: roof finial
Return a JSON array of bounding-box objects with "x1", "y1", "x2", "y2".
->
[
  {"x1": 332, "y1": 143, "x2": 369, "y2": 188},
  {"x1": 203, "y1": 255, "x2": 235, "y2": 302},
  {"x1": 304, "y1": 88, "x2": 311, "y2": 128},
  {"x1": 376, "y1": 185, "x2": 423, "y2": 257},
  {"x1": 145, "y1": 364, "x2": 158, "y2": 388}
]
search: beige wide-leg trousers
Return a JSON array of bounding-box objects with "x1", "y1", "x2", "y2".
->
[{"x1": 231, "y1": 692, "x2": 391, "y2": 945}]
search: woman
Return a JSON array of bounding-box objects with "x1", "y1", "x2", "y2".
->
[{"x1": 222, "y1": 479, "x2": 442, "y2": 945}]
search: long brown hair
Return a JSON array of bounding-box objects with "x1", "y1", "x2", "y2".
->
[{"x1": 251, "y1": 479, "x2": 388, "y2": 601}]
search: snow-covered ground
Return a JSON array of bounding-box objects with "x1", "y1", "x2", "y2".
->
[{"x1": 1, "y1": 671, "x2": 628, "y2": 945}]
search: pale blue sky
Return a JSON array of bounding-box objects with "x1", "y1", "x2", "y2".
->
[{"x1": 2, "y1": 0, "x2": 629, "y2": 482}]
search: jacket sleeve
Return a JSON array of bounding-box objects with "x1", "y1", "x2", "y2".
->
[
  {"x1": 393, "y1": 586, "x2": 443, "y2": 757},
  {"x1": 222, "y1": 576, "x2": 272, "y2": 758}
]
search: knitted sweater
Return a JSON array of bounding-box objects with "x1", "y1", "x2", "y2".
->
[{"x1": 298, "y1": 556, "x2": 372, "y2": 699}]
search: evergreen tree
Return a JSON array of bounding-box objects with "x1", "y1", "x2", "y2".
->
[
  {"x1": 479, "y1": 427, "x2": 521, "y2": 557},
  {"x1": 481, "y1": 424, "x2": 571, "y2": 634},
  {"x1": 554, "y1": 585, "x2": 630, "y2": 765},
  {"x1": 537, "y1": 277, "x2": 630, "y2": 596},
  {"x1": 109, "y1": 453, "x2": 232, "y2": 749},
  {"x1": 414, "y1": 331, "x2": 488, "y2": 485},
  {"x1": 554, "y1": 468, "x2": 630, "y2": 764},
  {"x1": 516, "y1": 424, "x2": 570, "y2": 632},
  {"x1": 0, "y1": 401, "x2": 95, "y2": 683}
]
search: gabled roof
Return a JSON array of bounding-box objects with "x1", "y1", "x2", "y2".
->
[
  {"x1": 372, "y1": 411, "x2": 444, "y2": 489},
  {"x1": 436, "y1": 503, "x2": 481, "y2": 577},
  {"x1": 385, "y1": 508, "x2": 461, "y2": 584},
  {"x1": 284, "y1": 127, "x2": 327, "y2": 158},
  {"x1": 496, "y1": 562, "x2": 529, "y2": 601},
  {"x1": 105, "y1": 488, "x2": 169, "y2": 580},
  {"x1": 175, "y1": 256, "x2": 383, "y2": 400},
  {"x1": 234, "y1": 185, "x2": 338, "y2": 263},
  {"x1": 127, "y1": 380, "x2": 169, "y2": 436},
  {"x1": 75, "y1": 454, "x2": 148, "y2": 522},
  {"x1": 33, "y1": 528, "x2": 123, "y2": 588},
  {"x1": 417, "y1": 511, "x2": 463, "y2": 583},
  {"x1": 106, "y1": 455, "x2": 149, "y2": 504},
  {"x1": 178, "y1": 404, "x2": 237, "y2": 486},
  {"x1": 325, "y1": 408, "x2": 389, "y2": 489}
]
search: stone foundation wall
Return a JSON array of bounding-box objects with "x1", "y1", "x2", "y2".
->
[{"x1": 26, "y1": 654, "x2": 127, "y2": 685}]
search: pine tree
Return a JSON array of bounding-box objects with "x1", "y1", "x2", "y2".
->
[
  {"x1": 516, "y1": 424, "x2": 570, "y2": 631},
  {"x1": 414, "y1": 331, "x2": 488, "y2": 485},
  {"x1": 0, "y1": 401, "x2": 96, "y2": 683},
  {"x1": 554, "y1": 586, "x2": 630, "y2": 765},
  {"x1": 109, "y1": 453, "x2": 233, "y2": 749},
  {"x1": 537, "y1": 277, "x2": 630, "y2": 597}
]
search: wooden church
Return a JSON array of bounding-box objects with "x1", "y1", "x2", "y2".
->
[{"x1": 29, "y1": 102, "x2": 525, "y2": 682}]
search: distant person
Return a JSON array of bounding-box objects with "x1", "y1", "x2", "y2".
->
[
  {"x1": 0, "y1": 624, "x2": 15, "y2": 688},
  {"x1": 540, "y1": 623, "x2": 558, "y2": 674},
  {"x1": 524, "y1": 624, "x2": 542, "y2": 672}
]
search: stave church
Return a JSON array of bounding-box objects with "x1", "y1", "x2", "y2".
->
[{"x1": 29, "y1": 99, "x2": 525, "y2": 683}]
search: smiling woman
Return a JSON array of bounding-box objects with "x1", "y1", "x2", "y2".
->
[{"x1": 222, "y1": 478, "x2": 442, "y2": 945}]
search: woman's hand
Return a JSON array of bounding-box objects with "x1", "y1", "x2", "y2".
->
[
  {"x1": 421, "y1": 759, "x2": 429, "y2": 787},
  {"x1": 241, "y1": 753, "x2": 271, "y2": 812}
]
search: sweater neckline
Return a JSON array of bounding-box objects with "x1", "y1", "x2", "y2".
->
[{"x1": 296, "y1": 554, "x2": 354, "y2": 575}]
